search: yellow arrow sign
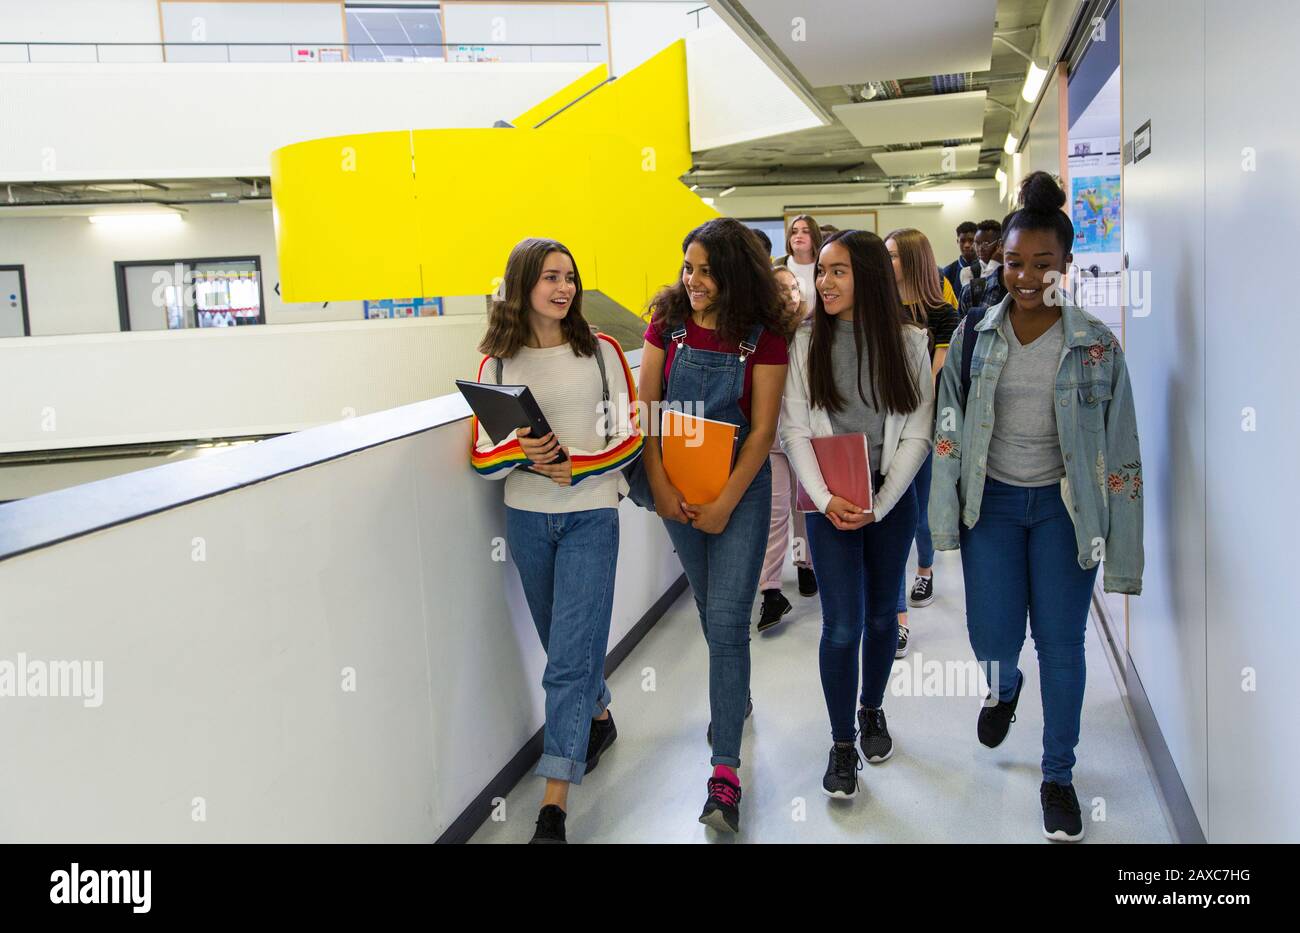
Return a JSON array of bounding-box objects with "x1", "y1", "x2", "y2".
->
[{"x1": 271, "y1": 41, "x2": 716, "y2": 316}]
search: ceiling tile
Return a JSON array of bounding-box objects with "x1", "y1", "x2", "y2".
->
[{"x1": 833, "y1": 90, "x2": 987, "y2": 146}]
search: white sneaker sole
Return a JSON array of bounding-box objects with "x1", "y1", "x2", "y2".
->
[
  {"x1": 908, "y1": 592, "x2": 935, "y2": 608},
  {"x1": 822, "y1": 781, "x2": 859, "y2": 799},
  {"x1": 863, "y1": 745, "x2": 893, "y2": 764},
  {"x1": 1043, "y1": 823, "x2": 1086, "y2": 842}
]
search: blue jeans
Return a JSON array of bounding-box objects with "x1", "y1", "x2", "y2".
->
[
  {"x1": 506, "y1": 506, "x2": 619, "y2": 785},
  {"x1": 664, "y1": 464, "x2": 771, "y2": 768},
  {"x1": 807, "y1": 484, "x2": 918, "y2": 742},
  {"x1": 959, "y1": 478, "x2": 1098, "y2": 784},
  {"x1": 897, "y1": 451, "x2": 935, "y2": 613}
]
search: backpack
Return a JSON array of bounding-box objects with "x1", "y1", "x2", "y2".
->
[{"x1": 959, "y1": 305, "x2": 988, "y2": 402}]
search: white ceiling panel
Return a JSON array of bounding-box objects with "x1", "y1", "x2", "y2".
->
[
  {"x1": 833, "y1": 90, "x2": 988, "y2": 146},
  {"x1": 872, "y1": 143, "x2": 982, "y2": 177},
  {"x1": 738, "y1": 0, "x2": 997, "y2": 86}
]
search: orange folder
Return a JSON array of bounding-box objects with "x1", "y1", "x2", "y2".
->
[
  {"x1": 660, "y1": 410, "x2": 739, "y2": 504},
  {"x1": 795, "y1": 434, "x2": 874, "y2": 513}
]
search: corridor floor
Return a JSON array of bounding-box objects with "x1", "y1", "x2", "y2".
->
[{"x1": 472, "y1": 548, "x2": 1174, "y2": 844}]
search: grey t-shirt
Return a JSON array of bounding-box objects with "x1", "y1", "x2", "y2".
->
[
  {"x1": 986, "y1": 315, "x2": 1066, "y2": 487},
  {"x1": 826, "y1": 317, "x2": 886, "y2": 472}
]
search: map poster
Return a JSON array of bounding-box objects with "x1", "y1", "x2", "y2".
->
[{"x1": 1072, "y1": 175, "x2": 1121, "y2": 254}]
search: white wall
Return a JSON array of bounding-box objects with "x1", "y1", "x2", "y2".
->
[
  {"x1": 0, "y1": 391, "x2": 681, "y2": 841},
  {"x1": 0, "y1": 61, "x2": 595, "y2": 181},
  {"x1": 0, "y1": 315, "x2": 489, "y2": 453},
  {"x1": 0, "y1": 203, "x2": 365, "y2": 334},
  {"x1": 0, "y1": 0, "x2": 161, "y2": 61},
  {"x1": 1123, "y1": 0, "x2": 1300, "y2": 842},
  {"x1": 609, "y1": 1, "x2": 716, "y2": 76},
  {"x1": 685, "y1": 21, "x2": 822, "y2": 152}
]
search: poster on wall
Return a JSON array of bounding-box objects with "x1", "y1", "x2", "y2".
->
[
  {"x1": 364, "y1": 297, "x2": 444, "y2": 319},
  {"x1": 1071, "y1": 175, "x2": 1121, "y2": 254}
]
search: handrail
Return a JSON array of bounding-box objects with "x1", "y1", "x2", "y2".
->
[
  {"x1": 0, "y1": 41, "x2": 602, "y2": 64},
  {"x1": 0, "y1": 349, "x2": 641, "y2": 563}
]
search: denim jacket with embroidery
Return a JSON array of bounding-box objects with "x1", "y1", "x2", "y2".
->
[{"x1": 929, "y1": 296, "x2": 1144, "y2": 595}]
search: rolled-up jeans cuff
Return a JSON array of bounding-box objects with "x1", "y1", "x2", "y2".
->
[
  {"x1": 709, "y1": 754, "x2": 741, "y2": 769},
  {"x1": 592, "y1": 682, "x2": 613, "y2": 717},
  {"x1": 535, "y1": 753, "x2": 587, "y2": 786}
]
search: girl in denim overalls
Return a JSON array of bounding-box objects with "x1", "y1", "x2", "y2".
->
[{"x1": 639, "y1": 218, "x2": 789, "y2": 833}]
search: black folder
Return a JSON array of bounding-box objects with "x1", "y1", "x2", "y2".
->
[{"x1": 455, "y1": 379, "x2": 568, "y2": 465}]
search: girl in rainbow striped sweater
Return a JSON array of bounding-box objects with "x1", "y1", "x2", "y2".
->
[{"x1": 470, "y1": 237, "x2": 642, "y2": 844}]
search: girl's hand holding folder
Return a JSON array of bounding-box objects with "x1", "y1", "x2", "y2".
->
[
  {"x1": 685, "y1": 496, "x2": 734, "y2": 535},
  {"x1": 826, "y1": 494, "x2": 875, "y2": 531},
  {"x1": 517, "y1": 426, "x2": 561, "y2": 463},
  {"x1": 652, "y1": 474, "x2": 694, "y2": 524},
  {"x1": 530, "y1": 448, "x2": 573, "y2": 486}
]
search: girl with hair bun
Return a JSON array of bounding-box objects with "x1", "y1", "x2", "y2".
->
[{"x1": 930, "y1": 171, "x2": 1145, "y2": 843}]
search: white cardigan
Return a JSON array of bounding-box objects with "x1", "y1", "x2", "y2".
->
[{"x1": 779, "y1": 323, "x2": 933, "y2": 520}]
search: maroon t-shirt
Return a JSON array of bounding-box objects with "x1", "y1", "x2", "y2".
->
[{"x1": 643, "y1": 316, "x2": 789, "y2": 421}]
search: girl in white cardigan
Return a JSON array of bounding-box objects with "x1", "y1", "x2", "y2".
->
[{"x1": 779, "y1": 230, "x2": 933, "y2": 800}]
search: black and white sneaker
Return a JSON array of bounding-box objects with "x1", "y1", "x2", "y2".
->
[
  {"x1": 822, "y1": 743, "x2": 862, "y2": 798},
  {"x1": 1041, "y1": 781, "x2": 1085, "y2": 842},
  {"x1": 798, "y1": 566, "x2": 818, "y2": 597},
  {"x1": 857, "y1": 706, "x2": 893, "y2": 763},
  {"x1": 706, "y1": 694, "x2": 753, "y2": 745},
  {"x1": 895, "y1": 624, "x2": 910, "y2": 659},
  {"x1": 585, "y1": 711, "x2": 617, "y2": 775},
  {"x1": 756, "y1": 589, "x2": 792, "y2": 632},
  {"x1": 699, "y1": 775, "x2": 742, "y2": 833},
  {"x1": 529, "y1": 804, "x2": 567, "y2": 844},
  {"x1": 977, "y1": 672, "x2": 1023, "y2": 748},
  {"x1": 908, "y1": 574, "x2": 935, "y2": 607}
]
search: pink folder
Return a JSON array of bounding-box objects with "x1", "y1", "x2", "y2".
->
[{"x1": 795, "y1": 434, "x2": 873, "y2": 513}]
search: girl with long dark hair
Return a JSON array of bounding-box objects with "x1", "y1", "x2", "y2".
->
[{"x1": 780, "y1": 230, "x2": 933, "y2": 799}]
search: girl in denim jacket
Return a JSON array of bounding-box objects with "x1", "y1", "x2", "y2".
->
[{"x1": 930, "y1": 172, "x2": 1144, "y2": 843}]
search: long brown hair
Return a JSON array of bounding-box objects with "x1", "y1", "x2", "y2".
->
[
  {"x1": 478, "y1": 238, "x2": 597, "y2": 359},
  {"x1": 785, "y1": 213, "x2": 823, "y2": 261},
  {"x1": 648, "y1": 217, "x2": 784, "y2": 348},
  {"x1": 886, "y1": 227, "x2": 947, "y2": 329},
  {"x1": 808, "y1": 230, "x2": 920, "y2": 415}
]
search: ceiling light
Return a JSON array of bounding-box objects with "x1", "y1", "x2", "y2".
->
[
  {"x1": 904, "y1": 189, "x2": 974, "y2": 204},
  {"x1": 719, "y1": 186, "x2": 736, "y2": 197},
  {"x1": 88, "y1": 213, "x2": 184, "y2": 230},
  {"x1": 209, "y1": 192, "x2": 229, "y2": 198},
  {"x1": 1004, "y1": 133, "x2": 1019, "y2": 155},
  {"x1": 995, "y1": 168, "x2": 1008, "y2": 200},
  {"x1": 701, "y1": 197, "x2": 715, "y2": 206},
  {"x1": 1021, "y1": 60, "x2": 1049, "y2": 102},
  {"x1": 689, "y1": 184, "x2": 699, "y2": 191}
]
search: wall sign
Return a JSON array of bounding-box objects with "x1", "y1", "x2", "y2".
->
[{"x1": 1133, "y1": 120, "x2": 1153, "y2": 162}]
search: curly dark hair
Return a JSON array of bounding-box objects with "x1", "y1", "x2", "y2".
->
[{"x1": 648, "y1": 217, "x2": 784, "y2": 348}]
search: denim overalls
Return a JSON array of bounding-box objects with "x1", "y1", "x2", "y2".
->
[{"x1": 660, "y1": 323, "x2": 773, "y2": 769}]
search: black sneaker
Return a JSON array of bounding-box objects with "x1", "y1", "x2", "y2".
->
[
  {"x1": 706, "y1": 695, "x2": 753, "y2": 745},
  {"x1": 908, "y1": 573, "x2": 935, "y2": 607},
  {"x1": 698, "y1": 775, "x2": 742, "y2": 832},
  {"x1": 1041, "y1": 781, "x2": 1085, "y2": 842},
  {"x1": 977, "y1": 672, "x2": 1023, "y2": 748},
  {"x1": 756, "y1": 589, "x2": 792, "y2": 632},
  {"x1": 798, "y1": 566, "x2": 818, "y2": 596},
  {"x1": 822, "y1": 742, "x2": 862, "y2": 798},
  {"x1": 585, "y1": 711, "x2": 617, "y2": 775},
  {"x1": 528, "y1": 804, "x2": 567, "y2": 844},
  {"x1": 857, "y1": 706, "x2": 893, "y2": 762},
  {"x1": 895, "y1": 624, "x2": 910, "y2": 659}
]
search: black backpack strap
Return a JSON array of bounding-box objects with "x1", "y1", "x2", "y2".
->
[{"x1": 959, "y1": 306, "x2": 988, "y2": 402}]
